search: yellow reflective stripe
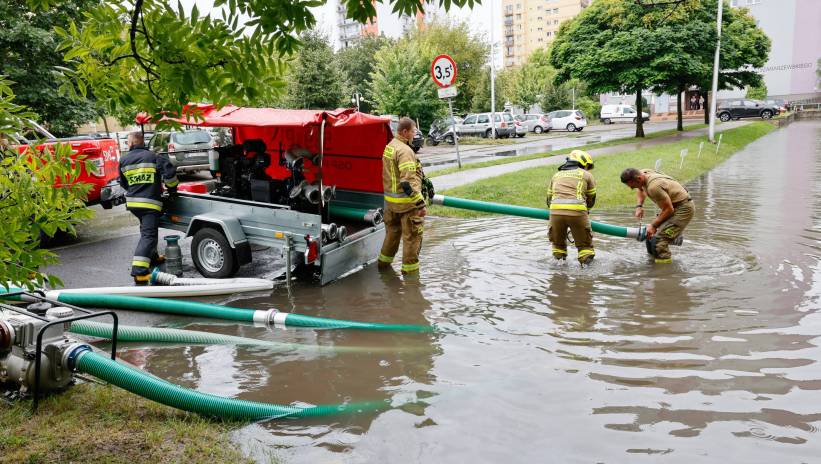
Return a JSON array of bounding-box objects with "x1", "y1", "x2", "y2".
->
[
  {"x1": 550, "y1": 204, "x2": 587, "y2": 211},
  {"x1": 384, "y1": 196, "x2": 416, "y2": 204},
  {"x1": 578, "y1": 249, "x2": 595, "y2": 257},
  {"x1": 586, "y1": 188, "x2": 596, "y2": 194},
  {"x1": 655, "y1": 258, "x2": 672, "y2": 263},
  {"x1": 383, "y1": 145, "x2": 395, "y2": 159},
  {"x1": 552, "y1": 248, "x2": 567, "y2": 254},
  {"x1": 410, "y1": 192, "x2": 424, "y2": 202},
  {"x1": 132, "y1": 260, "x2": 150, "y2": 268},
  {"x1": 165, "y1": 180, "x2": 179, "y2": 187},
  {"x1": 123, "y1": 167, "x2": 156, "y2": 175},
  {"x1": 127, "y1": 201, "x2": 163, "y2": 211},
  {"x1": 401, "y1": 262, "x2": 420, "y2": 272},
  {"x1": 378, "y1": 253, "x2": 394, "y2": 263},
  {"x1": 398, "y1": 161, "x2": 417, "y2": 171}
]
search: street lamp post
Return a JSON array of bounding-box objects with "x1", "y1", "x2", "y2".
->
[
  {"x1": 708, "y1": 0, "x2": 723, "y2": 143},
  {"x1": 489, "y1": 0, "x2": 497, "y2": 139}
]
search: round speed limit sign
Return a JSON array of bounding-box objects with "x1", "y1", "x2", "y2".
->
[{"x1": 431, "y1": 54, "x2": 458, "y2": 88}]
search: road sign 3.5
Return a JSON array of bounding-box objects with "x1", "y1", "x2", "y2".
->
[{"x1": 431, "y1": 54, "x2": 458, "y2": 88}]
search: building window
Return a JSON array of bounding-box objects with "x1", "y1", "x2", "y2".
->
[
  {"x1": 505, "y1": 5, "x2": 513, "y2": 13},
  {"x1": 538, "y1": 17, "x2": 542, "y2": 20},
  {"x1": 546, "y1": 31, "x2": 551, "y2": 36},
  {"x1": 747, "y1": 0, "x2": 761, "y2": 4},
  {"x1": 516, "y1": 13, "x2": 522, "y2": 19},
  {"x1": 553, "y1": 8, "x2": 559, "y2": 13}
]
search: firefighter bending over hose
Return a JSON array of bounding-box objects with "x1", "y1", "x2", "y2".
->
[
  {"x1": 620, "y1": 167, "x2": 694, "y2": 263},
  {"x1": 547, "y1": 150, "x2": 597, "y2": 265},
  {"x1": 118, "y1": 131, "x2": 178, "y2": 285},
  {"x1": 378, "y1": 117, "x2": 433, "y2": 275}
]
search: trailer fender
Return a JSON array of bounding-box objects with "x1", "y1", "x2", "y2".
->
[{"x1": 186, "y1": 215, "x2": 252, "y2": 265}]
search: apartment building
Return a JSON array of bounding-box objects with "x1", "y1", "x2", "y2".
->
[
  {"x1": 502, "y1": 0, "x2": 589, "y2": 68},
  {"x1": 335, "y1": 0, "x2": 439, "y2": 49}
]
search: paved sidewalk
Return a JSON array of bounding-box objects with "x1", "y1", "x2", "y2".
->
[{"x1": 432, "y1": 121, "x2": 747, "y2": 191}]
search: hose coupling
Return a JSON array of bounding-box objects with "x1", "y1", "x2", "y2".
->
[
  {"x1": 150, "y1": 268, "x2": 178, "y2": 286},
  {"x1": 252, "y1": 308, "x2": 289, "y2": 328},
  {"x1": 62, "y1": 342, "x2": 92, "y2": 371},
  {"x1": 0, "y1": 320, "x2": 15, "y2": 353}
]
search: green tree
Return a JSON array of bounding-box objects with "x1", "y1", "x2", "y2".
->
[
  {"x1": 412, "y1": 21, "x2": 489, "y2": 114},
  {"x1": 51, "y1": 0, "x2": 480, "y2": 124},
  {"x1": 745, "y1": 81, "x2": 768, "y2": 100},
  {"x1": 338, "y1": 35, "x2": 394, "y2": 113},
  {"x1": 0, "y1": 0, "x2": 99, "y2": 136},
  {"x1": 550, "y1": 0, "x2": 694, "y2": 137},
  {"x1": 284, "y1": 31, "x2": 347, "y2": 109},
  {"x1": 370, "y1": 39, "x2": 445, "y2": 130},
  {"x1": 470, "y1": 66, "x2": 507, "y2": 113},
  {"x1": 0, "y1": 77, "x2": 93, "y2": 289}
]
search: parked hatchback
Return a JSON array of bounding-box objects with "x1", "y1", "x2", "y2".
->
[
  {"x1": 515, "y1": 113, "x2": 550, "y2": 133},
  {"x1": 716, "y1": 99, "x2": 779, "y2": 122},
  {"x1": 548, "y1": 110, "x2": 587, "y2": 132},
  {"x1": 457, "y1": 112, "x2": 515, "y2": 138},
  {"x1": 149, "y1": 130, "x2": 213, "y2": 173}
]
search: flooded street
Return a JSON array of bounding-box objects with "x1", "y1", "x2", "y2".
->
[{"x1": 113, "y1": 122, "x2": 820, "y2": 462}]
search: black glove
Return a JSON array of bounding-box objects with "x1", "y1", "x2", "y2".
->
[{"x1": 421, "y1": 176, "x2": 435, "y2": 201}]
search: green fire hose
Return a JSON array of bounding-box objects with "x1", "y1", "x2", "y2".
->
[
  {"x1": 431, "y1": 194, "x2": 646, "y2": 240},
  {"x1": 40, "y1": 292, "x2": 433, "y2": 332},
  {"x1": 73, "y1": 350, "x2": 381, "y2": 420},
  {"x1": 329, "y1": 204, "x2": 383, "y2": 225}
]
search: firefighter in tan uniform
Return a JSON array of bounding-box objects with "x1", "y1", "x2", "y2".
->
[
  {"x1": 378, "y1": 118, "x2": 428, "y2": 275},
  {"x1": 547, "y1": 150, "x2": 597, "y2": 265},
  {"x1": 620, "y1": 167, "x2": 694, "y2": 263}
]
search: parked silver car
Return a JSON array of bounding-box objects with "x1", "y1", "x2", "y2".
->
[
  {"x1": 457, "y1": 112, "x2": 516, "y2": 138},
  {"x1": 515, "y1": 113, "x2": 550, "y2": 133},
  {"x1": 149, "y1": 130, "x2": 213, "y2": 173}
]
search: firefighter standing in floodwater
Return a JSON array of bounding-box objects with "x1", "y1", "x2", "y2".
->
[
  {"x1": 547, "y1": 150, "x2": 597, "y2": 265},
  {"x1": 620, "y1": 168, "x2": 694, "y2": 263},
  {"x1": 378, "y1": 117, "x2": 427, "y2": 275}
]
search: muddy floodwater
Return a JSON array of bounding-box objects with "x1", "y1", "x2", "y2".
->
[{"x1": 111, "y1": 122, "x2": 820, "y2": 462}]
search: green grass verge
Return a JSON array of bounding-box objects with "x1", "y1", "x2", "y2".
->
[
  {"x1": 428, "y1": 123, "x2": 707, "y2": 178},
  {"x1": 0, "y1": 383, "x2": 257, "y2": 464},
  {"x1": 430, "y1": 122, "x2": 774, "y2": 218}
]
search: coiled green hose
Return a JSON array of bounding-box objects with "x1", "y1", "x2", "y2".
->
[
  {"x1": 74, "y1": 350, "x2": 381, "y2": 420},
  {"x1": 431, "y1": 194, "x2": 645, "y2": 240}
]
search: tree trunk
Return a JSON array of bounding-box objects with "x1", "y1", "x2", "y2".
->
[
  {"x1": 102, "y1": 115, "x2": 111, "y2": 137},
  {"x1": 676, "y1": 86, "x2": 684, "y2": 131},
  {"x1": 702, "y1": 89, "x2": 709, "y2": 124},
  {"x1": 635, "y1": 88, "x2": 645, "y2": 138}
]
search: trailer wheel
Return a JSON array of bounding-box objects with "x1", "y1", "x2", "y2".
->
[{"x1": 192, "y1": 227, "x2": 239, "y2": 278}]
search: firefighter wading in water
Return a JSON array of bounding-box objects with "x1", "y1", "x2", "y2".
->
[
  {"x1": 378, "y1": 117, "x2": 431, "y2": 275},
  {"x1": 118, "y1": 131, "x2": 178, "y2": 284},
  {"x1": 547, "y1": 150, "x2": 597, "y2": 265},
  {"x1": 620, "y1": 168, "x2": 694, "y2": 263}
]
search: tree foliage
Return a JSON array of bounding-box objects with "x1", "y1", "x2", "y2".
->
[
  {"x1": 370, "y1": 39, "x2": 444, "y2": 129},
  {"x1": 0, "y1": 0, "x2": 99, "y2": 136},
  {"x1": 338, "y1": 35, "x2": 394, "y2": 113},
  {"x1": 745, "y1": 81, "x2": 767, "y2": 100},
  {"x1": 45, "y1": 0, "x2": 480, "y2": 124},
  {"x1": 0, "y1": 77, "x2": 93, "y2": 290},
  {"x1": 283, "y1": 31, "x2": 347, "y2": 109},
  {"x1": 550, "y1": 0, "x2": 770, "y2": 136}
]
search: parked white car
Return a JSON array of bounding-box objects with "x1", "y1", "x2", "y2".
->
[
  {"x1": 600, "y1": 104, "x2": 650, "y2": 124},
  {"x1": 547, "y1": 109, "x2": 587, "y2": 132}
]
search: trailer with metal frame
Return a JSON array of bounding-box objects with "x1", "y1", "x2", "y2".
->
[{"x1": 156, "y1": 105, "x2": 390, "y2": 285}]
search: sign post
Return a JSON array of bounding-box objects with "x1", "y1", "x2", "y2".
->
[{"x1": 431, "y1": 55, "x2": 462, "y2": 168}]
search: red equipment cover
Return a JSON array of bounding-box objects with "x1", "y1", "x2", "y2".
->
[{"x1": 168, "y1": 105, "x2": 392, "y2": 193}]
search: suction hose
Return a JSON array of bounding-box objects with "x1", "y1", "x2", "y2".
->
[
  {"x1": 68, "y1": 321, "x2": 398, "y2": 353},
  {"x1": 329, "y1": 205, "x2": 384, "y2": 226},
  {"x1": 431, "y1": 194, "x2": 646, "y2": 240},
  {"x1": 41, "y1": 292, "x2": 433, "y2": 332},
  {"x1": 72, "y1": 350, "x2": 381, "y2": 420}
]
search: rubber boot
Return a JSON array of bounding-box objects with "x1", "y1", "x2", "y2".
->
[
  {"x1": 133, "y1": 274, "x2": 151, "y2": 286},
  {"x1": 377, "y1": 261, "x2": 393, "y2": 271},
  {"x1": 579, "y1": 255, "x2": 594, "y2": 267},
  {"x1": 553, "y1": 253, "x2": 567, "y2": 261},
  {"x1": 151, "y1": 254, "x2": 166, "y2": 266}
]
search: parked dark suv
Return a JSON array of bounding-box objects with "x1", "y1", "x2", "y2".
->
[{"x1": 716, "y1": 99, "x2": 779, "y2": 122}]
